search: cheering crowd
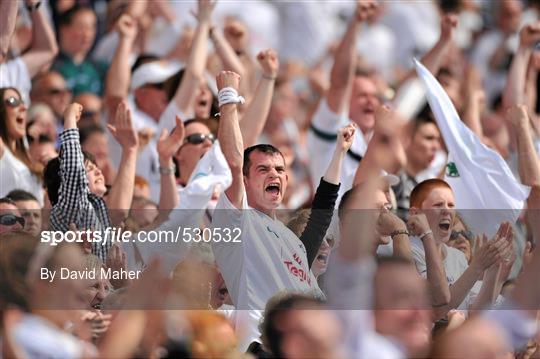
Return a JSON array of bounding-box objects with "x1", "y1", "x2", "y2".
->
[{"x1": 1, "y1": 0, "x2": 540, "y2": 358}]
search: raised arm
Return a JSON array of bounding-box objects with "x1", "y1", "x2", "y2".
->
[
  {"x1": 299, "y1": 125, "x2": 353, "y2": 266},
  {"x1": 353, "y1": 106, "x2": 406, "y2": 186},
  {"x1": 240, "y1": 49, "x2": 279, "y2": 147},
  {"x1": 105, "y1": 101, "x2": 139, "y2": 225},
  {"x1": 156, "y1": 116, "x2": 185, "y2": 212},
  {"x1": 21, "y1": 0, "x2": 59, "y2": 77},
  {"x1": 503, "y1": 24, "x2": 540, "y2": 108},
  {"x1": 56, "y1": 103, "x2": 90, "y2": 221},
  {"x1": 217, "y1": 71, "x2": 245, "y2": 209},
  {"x1": 326, "y1": 1, "x2": 376, "y2": 114},
  {"x1": 173, "y1": 0, "x2": 215, "y2": 114},
  {"x1": 408, "y1": 213, "x2": 451, "y2": 311},
  {"x1": 209, "y1": 25, "x2": 245, "y2": 77},
  {"x1": 0, "y1": 0, "x2": 18, "y2": 61},
  {"x1": 104, "y1": 14, "x2": 138, "y2": 115}
]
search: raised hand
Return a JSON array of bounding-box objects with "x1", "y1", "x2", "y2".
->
[
  {"x1": 216, "y1": 70, "x2": 241, "y2": 91},
  {"x1": 440, "y1": 13, "x2": 458, "y2": 43},
  {"x1": 471, "y1": 222, "x2": 514, "y2": 273},
  {"x1": 519, "y1": 22, "x2": 540, "y2": 47},
  {"x1": 355, "y1": 0, "x2": 378, "y2": 22},
  {"x1": 107, "y1": 101, "x2": 138, "y2": 151},
  {"x1": 64, "y1": 103, "x2": 83, "y2": 129},
  {"x1": 407, "y1": 213, "x2": 431, "y2": 237},
  {"x1": 116, "y1": 14, "x2": 138, "y2": 42},
  {"x1": 106, "y1": 244, "x2": 129, "y2": 289},
  {"x1": 377, "y1": 207, "x2": 407, "y2": 236},
  {"x1": 196, "y1": 0, "x2": 216, "y2": 24},
  {"x1": 506, "y1": 104, "x2": 529, "y2": 128},
  {"x1": 157, "y1": 116, "x2": 185, "y2": 161},
  {"x1": 257, "y1": 49, "x2": 279, "y2": 78},
  {"x1": 336, "y1": 124, "x2": 356, "y2": 153}
]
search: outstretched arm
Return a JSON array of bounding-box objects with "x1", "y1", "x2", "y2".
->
[
  {"x1": 240, "y1": 49, "x2": 279, "y2": 147},
  {"x1": 217, "y1": 71, "x2": 245, "y2": 209},
  {"x1": 105, "y1": 101, "x2": 139, "y2": 225},
  {"x1": 209, "y1": 25, "x2": 245, "y2": 77},
  {"x1": 0, "y1": 0, "x2": 18, "y2": 61},
  {"x1": 326, "y1": 1, "x2": 376, "y2": 114},
  {"x1": 173, "y1": 0, "x2": 215, "y2": 114},
  {"x1": 21, "y1": 0, "x2": 59, "y2": 77},
  {"x1": 156, "y1": 116, "x2": 185, "y2": 212},
  {"x1": 55, "y1": 103, "x2": 90, "y2": 226},
  {"x1": 104, "y1": 14, "x2": 138, "y2": 116},
  {"x1": 300, "y1": 125, "x2": 354, "y2": 266}
]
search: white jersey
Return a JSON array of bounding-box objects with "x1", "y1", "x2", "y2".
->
[
  {"x1": 211, "y1": 191, "x2": 320, "y2": 349},
  {"x1": 0, "y1": 57, "x2": 32, "y2": 104},
  {"x1": 410, "y1": 237, "x2": 479, "y2": 310},
  {"x1": 0, "y1": 147, "x2": 44, "y2": 205}
]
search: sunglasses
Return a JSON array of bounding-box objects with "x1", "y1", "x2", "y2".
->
[
  {"x1": 450, "y1": 230, "x2": 474, "y2": 241},
  {"x1": 0, "y1": 213, "x2": 25, "y2": 227},
  {"x1": 184, "y1": 133, "x2": 215, "y2": 145},
  {"x1": 27, "y1": 134, "x2": 53, "y2": 144},
  {"x1": 47, "y1": 88, "x2": 69, "y2": 96},
  {"x1": 4, "y1": 96, "x2": 24, "y2": 108}
]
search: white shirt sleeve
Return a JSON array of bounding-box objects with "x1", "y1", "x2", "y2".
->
[
  {"x1": 0, "y1": 57, "x2": 32, "y2": 104},
  {"x1": 306, "y1": 99, "x2": 349, "y2": 187}
]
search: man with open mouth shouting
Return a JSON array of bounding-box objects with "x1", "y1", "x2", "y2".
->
[{"x1": 211, "y1": 70, "x2": 354, "y2": 351}]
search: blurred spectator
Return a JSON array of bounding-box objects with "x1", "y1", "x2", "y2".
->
[
  {"x1": 53, "y1": 5, "x2": 107, "y2": 96},
  {"x1": 0, "y1": 87, "x2": 44, "y2": 203},
  {"x1": 30, "y1": 71, "x2": 72, "y2": 123},
  {"x1": 0, "y1": 0, "x2": 59, "y2": 104},
  {"x1": 0, "y1": 197, "x2": 25, "y2": 234},
  {"x1": 6, "y1": 189, "x2": 42, "y2": 236}
]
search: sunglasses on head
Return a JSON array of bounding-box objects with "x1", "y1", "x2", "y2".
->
[
  {"x1": 450, "y1": 230, "x2": 474, "y2": 241},
  {"x1": 4, "y1": 96, "x2": 24, "y2": 108},
  {"x1": 184, "y1": 133, "x2": 215, "y2": 145},
  {"x1": 0, "y1": 213, "x2": 25, "y2": 227}
]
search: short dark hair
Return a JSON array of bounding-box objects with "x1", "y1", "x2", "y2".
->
[
  {"x1": 0, "y1": 197, "x2": 17, "y2": 206},
  {"x1": 6, "y1": 190, "x2": 38, "y2": 203},
  {"x1": 411, "y1": 105, "x2": 437, "y2": 138},
  {"x1": 243, "y1": 144, "x2": 284, "y2": 176},
  {"x1": 44, "y1": 152, "x2": 96, "y2": 206},
  {"x1": 261, "y1": 293, "x2": 323, "y2": 358},
  {"x1": 58, "y1": 5, "x2": 95, "y2": 28},
  {"x1": 79, "y1": 123, "x2": 106, "y2": 146}
]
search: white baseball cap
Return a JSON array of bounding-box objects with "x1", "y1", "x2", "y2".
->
[{"x1": 130, "y1": 61, "x2": 183, "y2": 91}]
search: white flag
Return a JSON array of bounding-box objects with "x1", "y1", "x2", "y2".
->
[{"x1": 414, "y1": 59, "x2": 531, "y2": 237}]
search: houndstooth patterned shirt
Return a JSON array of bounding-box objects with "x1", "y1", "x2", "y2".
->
[{"x1": 50, "y1": 128, "x2": 111, "y2": 261}]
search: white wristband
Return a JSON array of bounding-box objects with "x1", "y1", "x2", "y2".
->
[{"x1": 218, "y1": 87, "x2": 245, "y2": 108}]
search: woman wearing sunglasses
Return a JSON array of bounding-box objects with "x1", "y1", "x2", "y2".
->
[
  {"x1": 0, "y1": 87, "x2": 44, "y2": 204},
  {"x1": 447, "y1": 214, "x2": 474, "y2": 264}
]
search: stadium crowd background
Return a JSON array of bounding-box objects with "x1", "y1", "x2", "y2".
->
[{"x1": 1, "y1": 0, "x2": 540, "y2": 358}]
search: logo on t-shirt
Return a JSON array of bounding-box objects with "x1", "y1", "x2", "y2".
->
[{"x1": 446, "y1": 162, "x2": 460, "y2": 177}]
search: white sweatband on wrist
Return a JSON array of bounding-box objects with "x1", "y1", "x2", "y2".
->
[{"x1": 218, "y1": 87, "x2": 245, "y2": 108}]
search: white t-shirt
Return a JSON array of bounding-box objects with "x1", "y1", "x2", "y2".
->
[
  {"x1": 0, "y1": 148, "x2": 44, "y2": 205},
  {"x1": 211, "y1": 191, "x2": 320, "y2": 349},
  {"x1": 0, "y1": 57, "x2": 32, "y2": 104},
  {"x1": 410, "y1": 237, "x2": 481, "y2": 310},
  {"x1": 14, "y1": 314, "x2": 97, "y2": 359}
]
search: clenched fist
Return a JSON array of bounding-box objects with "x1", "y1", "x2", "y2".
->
[
  {"x1": 356, "y1": 0, "x2": 378, "y2": 22},
  {"x1": 336, "y1": 124, "x2": 356, "y2": 153},
  {"x1": 440, "y1": 13, "x2": 458, "y2": 42},
  {"x1": 64, "y1": 103, "x2": 83, "y2": 129},
  {"x1": 519, "y1": 22, "x2": 540, "y2": 47},
  {"x1": 216, "y1": 71, "x2": 241, "y2": 91},
  {"x1": 257, "y1": 49, "x2": 279, "y2": 78},
  {"x1": 407, "y1": 213, "x2": 431, "y2": 237},
  {"x1": 116, "y1": 14, "x2": 138, "y2": 41}
]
